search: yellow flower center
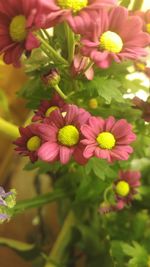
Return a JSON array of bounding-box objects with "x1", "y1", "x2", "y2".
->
[
  {"x1": 9, "y1": 15, "x2": 27, "y2": 42},
  {"x1": 115, "y1": 181, "x2": 130, "y2": 197},
  {"x1": 146, "y1": 23, "x2": 150, "y2": 34},
  {"x1": 57, "y1": 0, "x2": 88, "y2": 13},
  {"x1": 96, "y1": 132, "x2": 116, "y2": 149},
  {"x1": 58, "y1": 125, "x2": 79, "y2": 146},
  {"x1": 99, "y1": 31, "x2": 123, "y2": 53},
  {"x1": 27, "y1": 136, "x2": 41, "y2": 152},
  {"x1": 135, "y1": 62, "x2": 146, "y2": 71},
  {"x1": 45, "y1": 106, "x2": 59, "y2": 117},
  {"x1": 89, "y1": 98, "x2": 98, "y2": 109}
]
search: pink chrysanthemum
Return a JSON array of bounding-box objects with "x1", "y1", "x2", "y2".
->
[
  {"x1": 32, "y1": 93, "x2": 66, "y2": 122},
  {"x1": 39, "y1": 0, "x2": 116, "y2": 33},
  {"x1": 81, "y1": 116, "x2": 136, "y2": 163},
  {"x1": 37, "y1": 105, "x2": 90, "y2": 164},
  {"x1": 134, "y1": 10, "x2": 150, "y2": 34},
  {"x1": 99, "y1": 170, "x2": 141, "y2": 214},
  {"x1": 80, "y1": 6, "x2": 150, "y2": 68},
  {"x1": 0, "y1": 0, "x2": 43, "y2": 66},
  {"x1": 14, "y1": 124, "x2": 42, "y2": 162},
  {"x1": 114, "y1": 170, "x2": 141, "y2": 210}
]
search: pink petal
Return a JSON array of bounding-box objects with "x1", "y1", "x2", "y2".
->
[
  {"x1": 59, "y1": 146, "x2": 73, "y2": 164},
  {"x1": 88, "y1": 116, "x2": 105, "y2": 134},
  {"x1": 25, "y1": 32, "x2": 40, "y2": 50},
  {"x1": 104, "y1": 116, "x2": 116, "y2": 131},
  {"x1": 81, "y1": 124, "x2": 96, "y2": 139},
  {"x1": 38, "y1": 142, "x2": 59, "y2": 162},
  {"x1": 83, "y1": 144, "x2": 96, "y2": 158},
  {"x1": 38, "y1": 124, "x2": 57, "y2": 142}
]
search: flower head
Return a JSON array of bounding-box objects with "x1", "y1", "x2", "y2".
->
[
  {"x1": 114, "y1": 170, "x2": 141, "y2": 209},
  {"x1": 0, "y1": 0, "x2": 43, "y2": 66},
  {"x1": 134, "y1": 60, "x2": 150, "y2": 78},
  {"x1": 80, "y1": 6, "x2": 150, "y2": 68},
  {"x1": 81, "y1": 116, "x2": 136, "y2": 163},
  {"x1": 38, "y1": 104, "x2": 90, "y2": 164},
  {"x1": 134, "y1": 10, "x2": 150, "y2": 34},
  {"x1": 14, "y1": 124, "x2": 42, "y2": 162},
  {"x1": 41, "y1": 69, "x2": 61, "y2": 86},
  {"x1": 32, "y1": 93, "x2": 67, "y2": 122},
  {"x1": 0, "y1": 187, "x2": 16, "y2": 223},
  {"x1": 40, "y1": 0, "x2": 116, "y2": 33}
]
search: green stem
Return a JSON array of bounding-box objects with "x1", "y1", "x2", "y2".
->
[
  {"x1": 53, "y1": 84, "x2": 67, "y2": 100},
  {"x1": 38, "y1": 35, "x2": 68, "y2": 66},
  {"x1": 45, "y1": 210, "x2": 76, "y2": 267},
  {"x1": 64, "y1": 23, "x2": 75, "y2": 63},
  {"x1": 0, "y1": 117, "x2": 19, "y2": 139},
  {"x1": 14, "y1": 189, "x2": 66, "y2": 214},
  {"x1": 132, "y1": 0, "x2": 144, "y2": 11}
]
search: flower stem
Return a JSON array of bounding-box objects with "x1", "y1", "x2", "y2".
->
[
  {"x1": 64, "y1": 23, "x2": 75, "y2": 63},
  {"x1": 45, "y1": 210, "x2": 76, "y2": 267},
  {"x1": 132, "y1": 0, "x2": 144, "y2": 10},
  {"x1": 14, "y1": 189, "x2": 66, "y2": 214},
  {"x1": 38, "y1": 35, "x2": 68, "y2": 66},
  {"x1": 53, "y1": 84, "x2": 67, "y2": 100},
  {"x1": 0, "y1": 117, "x2": 19, "y2": 139}
]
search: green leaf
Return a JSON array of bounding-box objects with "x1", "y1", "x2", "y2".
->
[
  {"x1": 83, "y1": 77, "x2": 124, "y2": 104},
  {"x1": 121, "y1": 241, "x2": 149, "y2": 267},
  {"x1": 0, "y1": 237, "x2": 39, "y2": 260},
  {"x1": 85, "y1": 158, "x2": 116, "y2": 181}
]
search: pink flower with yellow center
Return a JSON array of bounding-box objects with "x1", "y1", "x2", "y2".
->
[
  {"x1": 81, "y1": 116, "x2": 136, "y2": 163},
  {"x1": 80, "y1": 6, "x2": 150, "y2": 68},
  {"x1": 39, "y1": 0, "x2": 116, "y2": 33},
  {"x1": 32, "y1": 93, "x2": 67, "y2": 122},
  {"x1": 100, "y1": 170, "x2": 141, "y2": 214},
  {"x1": 14, "y1": 124, "x2": 42, "y2": 162},
  {"x1": 114, "y1": 170, "x2": 141, "y2": 210},
  {"x1": 0, "y1": 0, "x2": 44, "y2": 66},
  {"x1": 37, "y1": 105, "x2": 90, "y2": 164},
  {"x1": 134, "y1": 10, "x2": 150, "y2": 35}
]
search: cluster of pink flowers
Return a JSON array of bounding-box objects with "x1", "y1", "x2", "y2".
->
[
  {"x1": 14, "y1": 93, "x2": 136, "y2": 165},
  {"x1": 0, "y1": 0, "x2": 149, "y2": 69},
  {"x1": 100, "y1": 170, "x2": 141, "y2": 213}
]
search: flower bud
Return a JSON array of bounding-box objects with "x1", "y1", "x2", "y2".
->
[
  {"x1": 42, "y1": 69, "x2": 60, "y2": 87},
  {"x1": 88, "y1": 98, "x2": 98, "y2": 109}
]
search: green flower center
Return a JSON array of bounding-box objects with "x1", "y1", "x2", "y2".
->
[
  {"x1": 99, "y1": 31, "x2": 123, "y2": 53},
  {"x1": 58, "y1": 125, "x2": 79, "y2": 146},
  {"x1": 96, "y1": 132, "x2": 116, "y2": 149},
  {"x1": 146, "y1": 23, "x2": 150, "y2": 34},
  {"x1": 57, "y1": 0, "x2": 88, "y2": 13},
  {"x1": 45, "y1": 106, "x2": 59, "y2": 117},
  {"x1": 115, "y1": 181, "x2": 130, "y2": 197},
  {"x1": 27, "y1": 136, "x2": 41, "y2": 152},
  {"x1": 9, "y1": 15, "x2": 27, "y2": 42}
]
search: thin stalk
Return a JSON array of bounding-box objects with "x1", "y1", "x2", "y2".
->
[
  {"x1": 14, "y1": 189, "x2": 66, "y2": 214},
  {"x1": 64, "y1": 23, "x2": 75, "y2": 63},
  {"x1": 0, "y1": 117, "x2": 19, "y2": 139},
  {"x1": 38, "y1": 35, "x2": 68, "y2": 65},
  {"x1": 53, "y1": 84, "x2": 67, "y2": 100},
  {"x1": 45, "y1": 210, "x2": 76, "y2": 267}
]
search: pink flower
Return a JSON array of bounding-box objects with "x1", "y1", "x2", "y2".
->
[
  {"x1": 39, "y1": 0, "x2": 116, "y2": 33},
  {"x1": 0, "y1": 0, "x2": 43, "y2": 67},
  {"x1": 14, "y1": 124, "x2": 42, "y2": 162},
  {"x1": 32, "y1": 93, "x2": 67, "y2": 122},
  {"x1": 134, "y1": 10, "x2": 150, "y2": 34},
  {"x1": 80, "y1": 6, "x2": 150, "y2": 69},
  {"x1": 81, "y1": 116, "x2": 136, "y2": 163},
  {"x1": 99, "y1": 170, "x2": 141, "y2": 214},
  {"x1": 114, "y1": 170, "x2": 141, "y2": 210},
  {"x1": 38, "y1": 105, "x2": 90, "y2": 164},
  {"x1": 71, "y1": 53, "x2": 94, "y2": 80}
]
